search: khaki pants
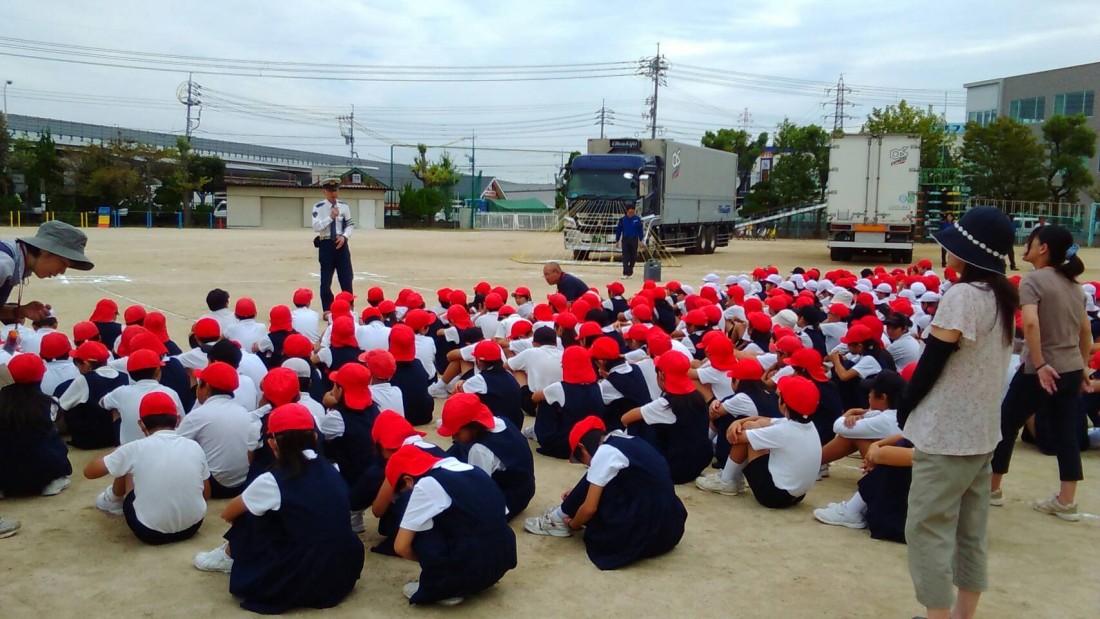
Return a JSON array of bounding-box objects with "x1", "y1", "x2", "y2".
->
[{"x1": 906, "y1": 449, "x2": 992, "y2": 610}]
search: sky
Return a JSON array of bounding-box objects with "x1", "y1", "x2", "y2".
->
[{"x1": 2, "y1": 0, "x2": 1098, "y2": 183}]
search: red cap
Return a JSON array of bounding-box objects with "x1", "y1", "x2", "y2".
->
[
  {"x1": 900, "y1": 361, "x2": 918, "y2": 381},
  {"x1": 533, "y1": 303, "x2": 554, "y2": 322},
  {"x1": 546, "y1": 293, "x2": 568, "y2": 313},
  {"x1": 138, "y1": 391, "x2": 177, "y2": 420},
  {"x1": 73, "y1": 320, "x2": 100, "y2": 344},
  {"x1": 570, "y1": 299, "x2": 592, "y2": 323},
  {"x1": 777, "y1": 375, "x2": 819, "y2": 416},
  {"x1": 389, "y1": 324, "x2": 417, "y2": 362},
  {"x1": 743, "y1": 297, "x2": 764, "y2": 314},
  {"x1": 828, "y1": 303, "x2": 851, "y2": 318},
  {"x1": 446, "y1": 304, "x2": 473, "y2": 329},
  {"x1": 625, "y1": 323, "x2": 650, "y2": 341},
  {"x1": 513, "y1": 286, "x2": 532, "y2": 298},
  {"x1": 329, "y1": 362, "x2": 373, "y2": 409},
  {"x1": 484, "y1": 293, "x2": 504, "y2": 311},
  {"x1": 775, "y1": 335, "x2": 804, "y2": 354},
  {"x1": 578, "y1": 321, "x2": 602, "y2": 339},
  {"x1": 856, "y1": 315, "x2": 885, "y2": 341},
  {"x1": 406, "y1": 292, "x2": 425, "y2": 310},
  {"x1": 562, "y1": 346, "x2": 596, "y2": 383},
  {"x1": 335, "y1": 291, "x2": 357, "y2": 305},
  {"x1": 509, "y1": 320, "x2": 533, "y2": 339},
  {"x1": 889, "y1": 299, "x2": 914, "y2": 317},
  {"x1": 666, "y1": 280, "x2": 683, "y2": 292},
  {"x1": 39, "y1": 332, "x2": 72, "y2": 360},
  {"x1": 589, "y1": 336, "x2": 621, "y2": 360},
  {"x1": 8, "y1": 353, "x2": 46, "y2": 383},
  {"x1": 855, "y1": 292, "x2": 876, "y2": 309},
  {"x1": 363, "y1": 349, "x2": 397, "y2": 379},
  {"x1": 331, "y1": 316, "x2": 359, "y2": 348},
  {"x1": 747, "y1": 312, "x2": 773, "y2": 333},
  {"x1": 292, "y1": 288, "x2": 313, "y2": 306},
  {"x1": 727, "y1": 358, "x2": 765, "y2": 381},
  {"x1": 606, "y1": 281, "x2": 625, "y2": 296},
  {"x1": 267, "y1": 403, "x2": 315, "y2": 434},
  {"x1": 632, "y1": 304, "x2": 653, "y2": 322},
  {"x1": 283, "y1": 334, "x2": 313, "y2": 359},
  {"x1": 194, "y1": 317, "x2": 221, "y2": 341},
  {"x1": 378, "y1": 300, "x2": 397, "y2": 315},
  {"x1": 680, "y1": 309, "x2": 705, "y2": 327},
  {"x1": 116, "y1": 325, "x2": 148, "y2": 358},
  {"x1": 361, "y1": 307, "x2": 382, "y2": 323},
  {"x1": 71, "y1": 341, "x2": 110, "y2": 364},
  {"x1": 554, "y1": 312, "x2": 578, "y2": 331},
  {"x1": 841, "y1": 324, "x2": 874, "y2": 345},
  {"x1": 448, "y1": 289, "x2": 468, "y2": 307},
  {"x1": 473, "y1": 340, "x2": 502, "y2": 362},
  {"x1": 269, "y1": 305, "x2": 293, "y2": 333},
  {"x1": 438, "y1": 392, "x2": 496, "y2": 437},
  {"x1": 330, "y1": 299, "x2": 352, "y2": 318},
  {"x1": 89, "y1": 298, "x2": 119, "y2": 322},
  {"x1": 765, "y1": 295, "x2": 790, "y2": 313},
  {"x1": 195, "y1": 361, "x2": 241, "y2": 392},
  {"x1": 784, "y1": 348, "x2": 829, "y2": 382},
  {"x1": 127, "y1": 349, "x2": 165, "y2": 372},
  {"x1": 130, "y1": 332, "x2": 168, "y2": 357},
  {"x1": 372, "y1": 410, "x2": 426, "y2": 450},
  {"x1": 124, "y1": 305, "x2": 147, "y2": 325},
  {"x1": 385, "y1": 444, "x2": 443, "y2": 489},
  {"x1": 404, "y1": 308, "x2": 434, "y2": 332},
  {"x1": 474, "y1": 281, "x2": 492, "y2": 295},
  {"x1": 498, "y1": 305, "x2": 515, "y2": 318},
  {"x1": 143, "y1": 312, "x2": 171, "y2": 343},
  {"x1": 367, "y1": 286, "x2": 385, "y2": 303},
  {"x1": 568, "y1": 416, "x2": 606, "y2": 455},
  {"x1": 656, "y1": 352, "x2": 695, "y2": 395},
  {"x1": 235, "y1": 298, "x2": 257, "y2": 319},
  {"x1": 702, "y1": 304, "x2": 721, "y2": 325},
  {"x1": 261, "y1": 367, "x2": 301, "y2": 407},
  {"x1": 646, "y1": 329, "x2": 673, "y2": 356}
]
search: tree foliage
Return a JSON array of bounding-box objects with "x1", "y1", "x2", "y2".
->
[
  {"x1": 410, "y1": 143, "x2": 463, "y2": 190},
  {"x1": 397, "y1": 182, "x2": 447, "y2": 224},
  {"x1": 744, "y1": 120, "x2": 830, "y2": 213},
  {"x1": 9, "y1": 130, "x2": 63, "y2": 208},
  {"x1": 700, "y1": 128, "x2": 768, "y2": 193},
  {"x1": 1042, "y1": 114, "x2": 1097, "y2": 202},
  {"x1": 68, "y1": 139, "x2": 176, "y2": 209},
  {"x1": 959, "y1": 117, "x2": 1047, "y2": 201},
  {"x1": 0, "y1": 113, "x2": 10, "y2": 197},
  {"x1": 862, "y1": 100, "x2": 950, "y2": 168}
]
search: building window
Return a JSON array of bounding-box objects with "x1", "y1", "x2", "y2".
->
[
  {"x1": 967, "y1": 109, "x2": 997, "y2": 127},
  {"x1": 1008, "y1": 96, "x2": 1045, "y2": 123},
  {"x1": 1053, "y1": 91, "x2": 1094, "y2": 117}
]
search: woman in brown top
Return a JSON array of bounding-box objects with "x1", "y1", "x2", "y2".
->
[{"x1": 991, "y1": 224, "x2": 1090, "y2": 521}]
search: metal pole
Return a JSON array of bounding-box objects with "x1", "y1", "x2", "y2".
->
[
  {"x1": 1089, "y1": 202, "x2": 1098, "y2": 248},
  {"x1": 389, "y1": 143, "x2": 395, "y2": 208},
  {"x1": 3, "y1": 80, "x2": 10, "y2": 116},
  {"x1": 469, "y1": 133, "x2": 476, "y2": 201}
]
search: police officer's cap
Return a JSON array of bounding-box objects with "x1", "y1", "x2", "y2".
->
[{"x1": 321, "y1": 178, "x2": 341, "y2": 190}]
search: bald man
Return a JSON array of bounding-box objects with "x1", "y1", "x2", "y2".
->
[{"x1": 542, "y1": 262, "x2": 589, "y2": 302}]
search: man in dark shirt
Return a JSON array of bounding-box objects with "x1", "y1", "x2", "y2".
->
[
  {"x1": 614, "y1": 205, "x2": 643, "y2": 278},
  {"x1": 543, "y1": 262, "x2": 588, "y2": 302}
]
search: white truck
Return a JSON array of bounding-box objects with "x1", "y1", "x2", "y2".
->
[
  {"x1": 561, "y1": 138, "x2": 738, "y2": 258},
  {"x1": 826, "y1": 134, "x2": 921, "y2": 263}
]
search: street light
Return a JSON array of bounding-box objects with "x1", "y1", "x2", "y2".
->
[{"x1": 3, "y1": 80, "x2": 11, "y2": 116}]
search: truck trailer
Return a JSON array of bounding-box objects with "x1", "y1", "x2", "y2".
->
[
  {"x1": 561, "y1": 138, "x2": 738, "y2": 259},
  {"x1": 826, "y1": 134, "x2": 921, "y2": 263}
]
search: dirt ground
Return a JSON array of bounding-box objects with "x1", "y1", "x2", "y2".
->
[{"x1": 0, "y1": 226, "x2": 1097, "y2": 618}]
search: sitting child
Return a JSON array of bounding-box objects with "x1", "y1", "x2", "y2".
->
[
  {"x1": 0, "y1": 354, "x2": 72, "y2": 497},
  {"x1": 83, "y1": 391, "x2": 209, "y2": 544},
  {"x1": 813, "y1": 433, "x2": 914, "y2": 543},
  {"x1": 820, "y1": 370, "x2": 905, "y2": 467},
  {"x1": 56, "y1": 341, "x2": 128, "y2": 449},
  {"x1": 524, "y1": 416, "x2": 687, "y2": 570},
  {"x1": 178, "y1": 361, "x2": 259, "y2": 498},
  {"x1": 531, "y1": 346, "x2": 604, "y2": 459},
  {"x1": 457, "y1": 340, "x2": 523, "y2": 428}
]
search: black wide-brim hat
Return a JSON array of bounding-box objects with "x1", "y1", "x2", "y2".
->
[{"x1": 931, "y1": 206, "x2": 1014, "y2": 275}]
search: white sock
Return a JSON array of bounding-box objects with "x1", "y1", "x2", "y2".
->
[
  {"x1": 550, "y1": 506, "x2": 566, "y2": 522},
  {"x1": 720, "y1": 458, "x2": 746, "y2": 484},
  {"x1": 845, "y1": 492, "x2": 867, "y2": 516}
]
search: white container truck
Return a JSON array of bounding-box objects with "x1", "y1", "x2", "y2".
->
[
  {"x1": 561, "y1": 138, "x2": 738, "y2": 258},
  {"x1": 826, "y1": 134, "x2": 921, "y2": 263}
]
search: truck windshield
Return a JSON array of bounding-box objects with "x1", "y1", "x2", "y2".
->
[{"x1": 566, "y1": 171, "x2": 636, "y2": 200}]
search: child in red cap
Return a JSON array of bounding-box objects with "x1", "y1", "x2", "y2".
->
[
  {"x1": 84, "y1": 391, "x2": 209, "y2": 544},
  {"x1": 699, "y1": 375, "x2": 822, "y2": 508},
  {"x1": 531, "y1": 346, "x2": 605, "y2": 458},
  {"x1": 388, "y1": 444, "x2": 516, "y2": 606},
  {"x1": 590, "y1": 336, "x2": 651, "y2": 432},
  {"x1": 254, "y1": 305, "x2": 296, "y2": 370},
  {"x1": 225, "y1": 298, "x2": 266, "y2": 354},
  {"x1": 388, "y1": 325, "x2": 434, "y2": 426},
  {"x1": 505, "y1": 326, "x2": 564, "y2": 418},
  {"x1": 101, "y1": 349, "x2": 185, "y2": 447},
  {"x1": 357, "y1": 305, "x2": 391, "y2": 353},
  {"x1": 323, "y1": 362, "x2": 382, "y2": 531},
  {"x1": 524, "y1": 416, "x2": 687, "y2": 570},
  {"x1": 0, "y1": 354, "x2": 72, "y2": 498},
  {"x1": 364, "y1": 349, "x2": 403, "y2": 416},
  {"x1": 57, "y1": 341, "x2": 129, "y2": 449},
  {"x1": 290, "y1": 288, "x2": 320, "y2": 343},
  {"x1": 178, "y1": 361, "x2": 258, "y2": 498},
  {"x1": 456, "y1": 340, "x2": 523, "y2": 428},
  {"x1": 194, "y1": 403, "x2": 365, "y2": 614},
  {"x1": 439, "y1": 393, "x2": 535, "y2": 519},
  {"x1": 89, "y1": 298, "x2": 122, "y2": 351}
]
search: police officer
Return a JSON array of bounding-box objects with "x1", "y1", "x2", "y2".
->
[{"x1": 312, "y1": 178, "x2": 355, "y2": 312}]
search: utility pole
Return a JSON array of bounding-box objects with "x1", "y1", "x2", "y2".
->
[
  {"x1": 338, "y1": 106, "x2": 357, "y2": 164},
  {"x1": 596, "y1": 99, "x2": 616, "y2": 139},
  {"x1": 738, "y1": 107, "x2": 752, "y2": 132},
  {"x1": 3, "y1": 80, "x2": 11, "y2": 116},
  {"x1": 469, "y1": 132, "x2": 476, "y2": 201},
  {"x1": 637, "y1": 44, "x2": 668, "y2": 139},
  {"x1": 176, "y1": 74, "x2": 202, "y2": 139},
  {"x1": 823, "y1": 74, "x2": 855, "y2": 133}
]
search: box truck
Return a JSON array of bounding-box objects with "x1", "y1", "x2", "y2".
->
[
  {"x1": 561, "y1": 138, "x2": 738, "y2": 258},
  {"x1": 826, "y1": 134, "x2": 921, "y2": 263}
]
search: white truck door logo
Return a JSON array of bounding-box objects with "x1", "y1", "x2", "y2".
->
[
  {"x1": 672, "y1": 149, "x2": 682, "y2": 179},
  {"x1": 889, "y1": 147, "x2": 909, "y2": 166}
]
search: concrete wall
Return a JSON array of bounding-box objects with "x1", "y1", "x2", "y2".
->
[{"x1": 227, "y1": 186, "x2": 387, "y2": 229}]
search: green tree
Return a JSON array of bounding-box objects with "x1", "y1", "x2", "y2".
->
[
  {"x1": 410, "y1": 144, "x2": 463, "y2": 190},
  {"x1": 862, "y1": 100, "x2": 950, "y2": 168},
  {"x1": 700, "y1": 128, "x2": 768, "y2": 193},
  {"x1": 959, "y1": 117, "x2": 1046, "y2": 201},
  {"x1": 1042, "y1": 114, "x2": 1097, "y2": 202},
  {"x1": 0, "y1": 113, "x2": 10, "y2": 197},
  {"x1": 396, "y1": 182, "x2": 446, "y2": 224},
  {"x1": 9, "y1": 130, "x2": 63, "y2": 209},
  {"x1": 69, "y1": 139, "x2": 176, "y2": 210}
]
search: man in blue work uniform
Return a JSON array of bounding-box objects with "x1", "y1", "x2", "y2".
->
[
  {"x1": 312, "y1": 178, "x2": 355, "y2": 312},
  {"x1": 614, "y1": 205, "x2": 643, "y2": 278}
]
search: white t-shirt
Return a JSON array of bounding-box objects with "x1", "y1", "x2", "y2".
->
[
  {"x1": 475, "y1": 312, "x2": 501, "y2": 343},
  {"x1": 291, "y1": 307, "x2": 321, "y2": 343},
  {"x1": 177, "y1": 394, "x2": 259, "y2": 488},
  {"x1": 846, "y1": 354, "x2": 882, "y2": 379},
  {"x1": 506, "y1": 346, "x2": 563, "y2": 392},
  {"x1": 233, "y1": 374, "x2": 260, "y2": 412},
  {"x1": 238, "y1": 353, "x2": 268, "y2": 393},
  {"x1": 224, "y1": 320, "x2": 267, "y2": 354},
  {"x1": 746, "y1": 418, "x2": 821, "y2": 496},
  {"x1": 103, "y1": 430, "x2": 209, "y2": 533},
  {"x1": 639, "y1": 397, "x2": 676, "y2": 425},
  {"x1": 585, "y1": 430, "x2": 633, "y2": 486},
  {"x1": 695, "y1": 363, "x2": 734, "y2": 401},
  {"x1": 202, "y1": 308, "x2": 237, "y2": 334},
  {"x1": 42, "y1": 359, "x2": 80, "y2": 398},
  {"x1": 598, "y1": 364, "x2": 643, "y2": 405},
  {"x1": 632, "y1": 357, "x2": 663, "y2": 401},
  {"x1": 400, "y1": 458, "x2": 478, "y2": 532},
  {"x1": 720, "y1": 392, "x2": 758, "y2": 417},
  {"x1": 241, "y1": 450, "x2": 321, "y2": 515},
  {"x1": 465, "y1": 417, "x2": 507, "y2": 476},
  {"x1": 414, "y1": 334, "x2": 437, "y2": 379},
  {"x1": 101, "y1": 380, "x2": 186, "y2": 445},
  {"x1": 301, "y1": 393, "x2": 344, "y2": 439},
  {"x1": 820, "y1": 322, "x2": 847, "y2": 354},
  {"x1": 370, "y1": 382, "x2": 405, "y2": 416},
  {"x1": 356, "y1": 322, "x2": 391, "y2": 354},
  {"x1": 175, "y1": 347, "x2": 209, "y2": 371},
  {"x1": 58, "y1": 366, "x2": 124, "y2": 411},
  {"x1": 887, "y1": 334, "x2": 922, "y2": 369}
]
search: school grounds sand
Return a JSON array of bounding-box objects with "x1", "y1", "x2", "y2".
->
[{"x1": 0, "y1": 226, "x2": 1097, "y2": 618}]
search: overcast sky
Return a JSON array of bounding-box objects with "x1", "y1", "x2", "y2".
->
[{"x1": 3, "y1": 0, "x2": 1098, "y2": 183}]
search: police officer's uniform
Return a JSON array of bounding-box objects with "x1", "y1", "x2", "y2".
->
[{"x1": 312, "y1": 178, "x2": 355, "y2": 311}]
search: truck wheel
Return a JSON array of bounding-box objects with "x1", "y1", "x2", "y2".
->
[
  {"x1": 703, "y1": 226, "x2": 717, "y2": 254},
  {"x1": 830, "y1": 248, "x2": 847, "y2": 262},
  {"x1": 685, "y1": 226, "x2": 705, "y2": 254},
  {"x1": 572, "y1": 250, "x2": 589, "y2": 261}
]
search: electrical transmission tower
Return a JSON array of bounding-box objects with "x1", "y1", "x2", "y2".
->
[
  {"x1": 739, "y1": 107, "x2": 752, "y2": 132},
  {"x1": 637, "y1": 44, "x2": 669, "y2": 139},
  {"x1": 176, "y1": 73, "x2": 202, "y2": 139},
  {"x1": 338, "y1": 106, "x2": 358, "y2": 162},
  {"x1": 822, "y1": 74, "x2": 856, "y2": 133},
  {"x1": 595, "y1": 99, "x2": 615, "y2": 139}
]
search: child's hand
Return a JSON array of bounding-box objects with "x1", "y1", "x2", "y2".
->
[
  {"x1": 708, "y1": 399, "x2": 724, "y2": 418},
  {"x1": 561, "y1": 490, "x2": 570, "y2": 502},
  {"x1": 843, "y1": 415, "x2": 862, "y2": 428}
]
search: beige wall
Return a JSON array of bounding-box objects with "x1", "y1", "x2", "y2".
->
[{"x1": 227, "y1": 186, "x2": 387, "y2": 230}]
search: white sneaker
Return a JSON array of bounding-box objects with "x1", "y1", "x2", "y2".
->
[
  {"x1": 0, "y1": 517, "x2": 20, "y2": 539},
  {"x1": 350, "y1": 510, "x2": 366, "y2": 534},
  {"x1": 403, "y1": 581, "x2": 420, "y2": 600},
  {"x1": 989, "y1": 488, "x2": 1005, "y2": 507},
  {"x1": 427, "y1": 380, "x2": 450, "y2": 399},
  {"x1": 523, "y1": 510, "x2": 571, "y2": 537},
  {"x1": 194, "y1": 542, "x2": 234, "y2": 573},
  {"x1": 521, "y1": 424, "x2": 536, "y2": 440},
  {"x1": 694, "y1": 472, "x2": 745, "y2": 496},
  {"x1": 1033, "y1": 494, "x2": 1080, "y2": 522},
  {"x1": 41, "y1": 476, "x2": 71, "y2": 496},
  {"x1": 95, "y1": 486, "x2": 124, "y2": 516},
  {"x1": 817, "y1": 464, "x2": 830, "y2": 480},
  {"x1": 813, "y1": 501, "x2": 867, "y2": 529},
  {"x1": 438, "y1": 596, "x2": 465, "y2": 606}
]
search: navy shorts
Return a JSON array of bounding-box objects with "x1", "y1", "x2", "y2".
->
[
  {"x1": 744, "y1": 455, "x2": 805, "y2": 509},
  {"x1": 123, "y1": 492, "x2": 203, "y2": 546}
]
